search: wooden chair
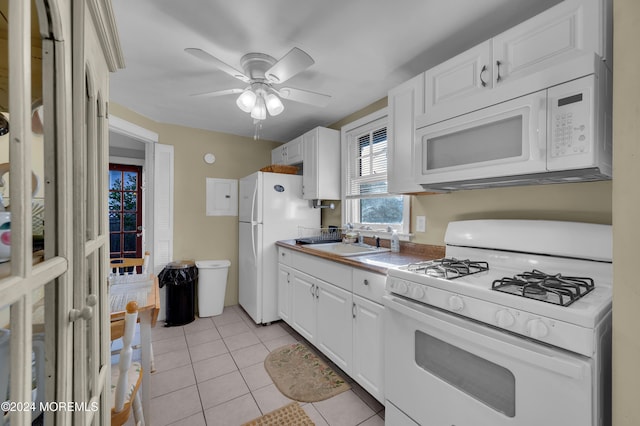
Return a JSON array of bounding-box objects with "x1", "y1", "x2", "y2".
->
[
  {"x1": 110, "y1": 251, "x2": 150, "y2": 276},
  {"x1": 109, "y1": 251, "x2": 156, "y2": 372},
  {"x1": 111, "y1": 301, "x2": 145, "y2": 426}
]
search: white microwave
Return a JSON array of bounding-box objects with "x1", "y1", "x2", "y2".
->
[{"x1": 414, "y1": 67, "x2": 612, "y2": 191}]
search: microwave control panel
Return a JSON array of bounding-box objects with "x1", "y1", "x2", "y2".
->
[{"x1": 550, "y1": 85, "x2": 592, "y2": 158}]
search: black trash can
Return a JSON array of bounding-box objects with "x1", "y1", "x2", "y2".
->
[{"x1": 158, "y1": 260, "x2": 198, "y2": 326}]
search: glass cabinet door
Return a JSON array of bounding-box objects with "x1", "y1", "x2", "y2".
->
[
  {"x1": 1, "y1": 0, "x2": 74, "y2": 424},
  {"x1": 1, "y1": 0, "x2": 119, "y2": 424}
]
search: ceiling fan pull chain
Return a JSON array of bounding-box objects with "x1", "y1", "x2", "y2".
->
[{"x1": 253, "y1": 120, "x2": 263, "y2": 140}]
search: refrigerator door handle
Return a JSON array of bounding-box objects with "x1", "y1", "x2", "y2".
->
[
  {"x1": 250, "y1": 182, "x2": 258, "y2": 262},
  {"x1": 250, "y1": 178, "x2": 259, "y2": 225},
  {"x1": 251, "y1": 222, "x2": 257, "y2": 263}
]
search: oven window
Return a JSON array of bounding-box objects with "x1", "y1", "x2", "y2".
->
[
  {"x1": 425, "y1": 116, "x2": 523, "y2": 170},
  {"x1": 415, "y1": 331, "x2": 516, "y2": 417}
]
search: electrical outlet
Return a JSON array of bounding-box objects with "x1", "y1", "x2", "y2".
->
[{"x1": 416, "y1": 216, "x2": 426, "y2": 232}]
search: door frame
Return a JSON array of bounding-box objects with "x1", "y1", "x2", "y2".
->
[
  {"x1": 108, "y1": 116, "x2": 158, "y2": 270},
  {"x1": 108, "y1": 117, "x2": 175, "y2": 322}
]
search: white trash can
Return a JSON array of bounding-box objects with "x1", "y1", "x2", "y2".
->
[{"x1": 195, "y1": 260, "x2": 231, "y2": 317}]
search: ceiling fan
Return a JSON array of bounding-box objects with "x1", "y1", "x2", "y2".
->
[{"x1": 185, "y1": 47, "x2": 331, "y2": 121}]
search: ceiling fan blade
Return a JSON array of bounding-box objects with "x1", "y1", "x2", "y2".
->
[
  {"x1": 277, "y1": 87, "x2": 331, "y2": 107},
  {"x1": 265, "y1": 47, "x2": 314, "y2": 84},
  {"x1": 189, "y1": 88, "x2": 244, "y2": 97},
  {"x1": 184, "y1": 48, "x2": 250, "y2": 83}
]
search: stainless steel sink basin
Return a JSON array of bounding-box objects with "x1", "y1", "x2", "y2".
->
[{"x1": 304, "y1": 242, "x2": 390, "y2": 257}]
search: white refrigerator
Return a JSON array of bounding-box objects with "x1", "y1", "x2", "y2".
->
[{"x1": 238, "y1": 171, "x2": 320, "y2": 324}]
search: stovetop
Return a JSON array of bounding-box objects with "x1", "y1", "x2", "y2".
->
[
  {"x1": 384, "y1": 220, "x2": 613, "y2": 356},
  {"x1": 405, "y1": 258, "x2": 596, "y2": 307},
  {"x1": 387, "y1": 247, "x2": 612, "y2": 329}
]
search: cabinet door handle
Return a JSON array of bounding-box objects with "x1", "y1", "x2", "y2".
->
[
  {"x1": 496, "y1": 60, "x2": 503, "y2": 83},
  {"x1": 310, "y1": 284, "x2": 315, "y2": 298},
  {"x1": 315, "y1": 285, "x2": 319, "y2": 299},
  {"x1": 69, "y1": 294, "x2": 98, "y2": 322},
  {"x1": 352, "y1": 302, "x2": 356, "y2": 319},
  {"x1": 480, "y1": 65, "x2": 488, "y2": 87},
  {"x1": 286, "y1": 272, "x2": 290, "y2": 283},
  {"x1": 363, "y1": 279, "x2": 369, "y2": 286}
]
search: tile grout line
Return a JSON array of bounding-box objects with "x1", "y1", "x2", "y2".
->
[{"x1": 149, "y1": 308, "x2": 384, "y2": 425}]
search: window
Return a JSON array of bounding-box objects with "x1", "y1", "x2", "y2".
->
[{"x1": 342, "y1": 109, "x2": 409, "y2": 234}]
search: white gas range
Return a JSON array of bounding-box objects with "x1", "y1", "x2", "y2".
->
[{"x1": 383, "y1": 220, "x2": 612, "y2": 426}]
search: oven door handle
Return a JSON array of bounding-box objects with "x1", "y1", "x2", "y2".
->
[{"x1": 383, "y1": 295, "x2": 590, "y2": 379}]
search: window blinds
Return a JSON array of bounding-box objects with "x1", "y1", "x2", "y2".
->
[{"x1": 345, "y1": 121, "x2": 388, "y2": 199}]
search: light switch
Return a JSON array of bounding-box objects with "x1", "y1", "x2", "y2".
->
[{"x1": 416, "y1": 216, "x2": 426, "y2": 232}]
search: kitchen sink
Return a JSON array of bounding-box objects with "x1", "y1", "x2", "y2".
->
[{"x1": 304, "y1": 242, "x2": 390, "y2": 257}]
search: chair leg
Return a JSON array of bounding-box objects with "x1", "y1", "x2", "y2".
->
[
  {"x1": 150, "y1": 343, "x2": 156, "y2": 373},
  {"x1": 132, "y1": 389, "x2": 145, "y2": 426}
]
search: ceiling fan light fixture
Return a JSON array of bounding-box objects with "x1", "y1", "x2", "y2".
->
[
  {"x1": 250, "y1": 95, "x2": 267, "y2": 120},
  {"x1": 236, "y1": 89, "x2": 257, "y2": 113},
  {"x1": 265, "y1": 93, "x2": 284, "y2": 116}
]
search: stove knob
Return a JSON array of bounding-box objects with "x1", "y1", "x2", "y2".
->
[
  {"x1": 448, "y1": 295, "x2": 464, "y2": 311},
  {"x1": 495, "y1": 310, "x2": 515, "y2": 328},
  {"x1": 394, "y1": 280, "x2": 409, "y2": 294},
  {"x1": 526, "y1": 319, "x2": 549, "y2": 339},
  {"x1": 411, "y1": 286, "x2": 425, "y2": 300}
]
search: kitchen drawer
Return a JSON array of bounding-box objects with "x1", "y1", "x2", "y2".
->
[
  {"x1": 352, "y1": 269, "x2": 386, "y2": 304},
  {"x1": 291, "y1": 251, "x2": 352, "y2": 292},
  {"x1": 278, "y1": 247, "x2": 294, "y2": 267}
]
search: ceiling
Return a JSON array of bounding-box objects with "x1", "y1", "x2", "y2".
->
[{"x1": 109, "y1": 0, "x2": 560, "y2": 143}]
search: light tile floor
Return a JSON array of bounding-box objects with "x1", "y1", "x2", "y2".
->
[{"x1": 123, "y1": 305, "x2": 385, "y2": 426}]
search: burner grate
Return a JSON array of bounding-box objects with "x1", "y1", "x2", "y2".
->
[
  {"x1": 407, "y1": 258, "x2": 489, "y2": 280},
  {"x1": 492, "y1": 269, "x2": 594, "y2": 306}
]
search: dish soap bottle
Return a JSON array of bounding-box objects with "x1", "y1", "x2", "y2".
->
[{"x1": 390, "y1": 229, "x2": 400, "y2": 253}]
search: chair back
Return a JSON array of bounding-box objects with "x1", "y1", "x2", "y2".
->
[
  {"x1": 110, "y1": 251, "x2": 150, "y2": 275},
  {"x1": 111, "y1": 301, "x2": 141, "y2": 424}
]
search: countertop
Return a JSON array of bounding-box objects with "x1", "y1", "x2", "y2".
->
[{"x1": 276, "y1": 239, "x2": 445, "y2": 275}]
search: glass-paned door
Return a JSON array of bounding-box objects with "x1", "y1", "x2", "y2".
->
[
  {"x1": 2, "y1": 0, "x2": 121, "y2": 424},
  {"x1": 1, "y1": 0, "x2": 75, "y2": 424},
  {"x1": 108, "y1": 164, "x2": 143, "y2": 260},
  {"x1": 71, "y1": 0, "x2": 121, "y2": 423}
]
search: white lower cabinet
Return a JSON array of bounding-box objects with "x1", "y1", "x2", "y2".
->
[
  {"x1": 277, "y1": 248, "x2": 385, "y2": 403},
  {"x1": 352, "y1": 294, "x2": 384, "y2": 402},
  {"x1": 277, "y1": 264, "x2": 294, "y2": 323},
  {"x1": 290, "y1": 270, "x2": 317, "y2": 343},
  {"x1": 288, "y1": 269, "x2": 353, "y2": 373},
  {"x1": 316, "y1": 280, "x2": 353, "y2": 373}
]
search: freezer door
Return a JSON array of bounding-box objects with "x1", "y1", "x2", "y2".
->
[
  {"x1": 239, "y1": 172, "x2": 261, "y2": 223},
  {"x1": 239, "y1": 221, "x2": 262, "y2": 323},
  {"x1": 260, "y1": 173, "x2": 318, "y2": 230}
]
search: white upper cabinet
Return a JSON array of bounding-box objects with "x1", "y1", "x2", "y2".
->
[
  {"x1": 422, "y1": 0, "x2": 611, "y2": 126},
  {"x1": 271, "y1": 135, "x2": 304, "y2": 165},
  {"x1": 388, "y1": 73, "x2": 427, "y2": 194},
  {"x1": 271, "y1": 126, "x2": 340, "y2": 199},
  {"x1": 424, "y1": 42, "x2": 492, "y2": 113},
  {"x1": 302, "y1": 127, "x2": 340, "y2": 200},
  {"x1": 286, "y1": 136, "x2": 304, "y2": 164},
  {"x1": 492, "y1": 0, "x2": 610, "y2": 83},
  {"x1": 271, "y1": 145, "x2": 286, "y2": 165}
]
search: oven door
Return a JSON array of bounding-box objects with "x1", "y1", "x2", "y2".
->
[
  {"x1": 383, "y1": 295, "x2": 595, "y2": 426},
  {"x1": 414, "y1": 89, "x2": 547, "y2": 186}
]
